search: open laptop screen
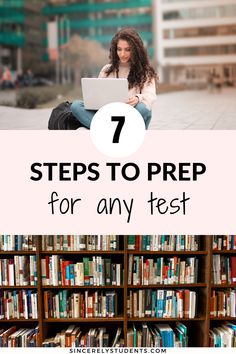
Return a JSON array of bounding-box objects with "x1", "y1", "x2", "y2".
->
[{"x1": 81, "y1": 78, "x2": 129, "y2": 110}]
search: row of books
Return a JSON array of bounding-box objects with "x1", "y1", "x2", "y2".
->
[
  {"x1": 127, "y1": 289, "x2": 197, "y2": 319},
  {"x1": 212, "y1": 235, "x2": 236, "y2": 251},
  {"x1": 1, "y1": 323, "x2": 235, "y2": 347},
  {"x1": 42, "y1": 326, "x2": 123, "y2": 347},
  {"x1": 210, "y1": 289, "x2": 236, "y2": 318},
  {"x1": 127, "y1": 235, "x2": 200, "y2": 251},
  {"x1": 0, "y1": 256, "x2": 37, "y2": 286},
  {"x1": 44, "y1": 290, "x2": 118, "y2": 319},
  {"x1": 209, "y1": 322, "x2": 236, "y2": 347},
  {"x1": 128, "y1": 255, "x2": 198, "y2": 285},
  {"x1": 3, "y1": 235, "x2": 236, "y2": 252},
  {"x1": 212, "y1": 255, "x2": 236, "y2": 284},
  {"x1": 41, "y1": 235, "x2": 120, "y2": 251},
  {"x1": 41, "y1": 255, "x2": 123, "y2": 286},
  {"x1": 0, "y1": 235, "x2": 37, "y2": 252},
  {"x1": 0, "y1": 290, "x2": 38, "y2": 320},
  {"x1": 0, "y1": 326, "x2": 39, "y2": 347},
  {"x1": 127, "y1": 322, "x2": 188, "y2": 347}
]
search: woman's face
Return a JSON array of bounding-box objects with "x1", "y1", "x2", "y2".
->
[{"x1": 117, "y1": 39, "x2": 131, "y2": 64}]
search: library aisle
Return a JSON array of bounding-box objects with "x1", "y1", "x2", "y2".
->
[{"x1": 0, "y1": 235, "x2": 235, "y2": 347}]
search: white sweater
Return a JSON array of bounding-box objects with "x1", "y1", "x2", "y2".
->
[{"x1": 98, "y1": 63, "x2": 157, "y2": 110}]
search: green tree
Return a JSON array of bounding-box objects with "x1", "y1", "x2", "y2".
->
[{"x1": 61, "y1": 34, "x2": 108, "y2": 85}]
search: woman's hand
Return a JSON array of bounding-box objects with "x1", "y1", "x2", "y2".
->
[{"x1": 126, "y1": 95, "x2": 139, "y2": 106}]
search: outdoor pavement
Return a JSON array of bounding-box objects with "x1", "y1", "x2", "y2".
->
[
  {"x1": 0, "y1": 88, "x2": 235, "y2": 130},
  {"x1": 0, "y1": 105, "x2": 51, "y2": 129}
]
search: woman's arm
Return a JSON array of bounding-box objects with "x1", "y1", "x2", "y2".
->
[{"x1": 135, "y1": 78, "x2": 157, "y2": 110}]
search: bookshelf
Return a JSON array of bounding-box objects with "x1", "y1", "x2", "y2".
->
[
  {"x1": 126, "y1": 235, "x2": 211, "y2": 347},
  {"x1": 0, "y1": 236, "x2": 40, "y2": 346},
  {"x1": 209, "y1": 236, "x2": 236, "y2": 346},
  {"x1": 39, "y1": 235, "x2": 126, "y2": 347},
  {"x1": 0, "y1": 235, "x2": 235, "y2": 347}
]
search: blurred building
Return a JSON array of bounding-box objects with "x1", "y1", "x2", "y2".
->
[
  {"x1": 0, "y1": 0, "x2": 46, "y2": 75},
  {"x1": 43, "y1": 0, "x2": 153, "y2": 55},
  {"x1": 153, "y1": 0, "x2": 236, "y2": 85}
]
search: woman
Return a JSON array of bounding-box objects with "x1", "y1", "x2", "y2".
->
[{"x1": 71, "y1": 28, "x2": 157, "y2": 129}]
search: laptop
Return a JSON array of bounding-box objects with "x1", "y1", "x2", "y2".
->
[{"x1": 81, "y1": 78, "x2": 129, "y2": 110}]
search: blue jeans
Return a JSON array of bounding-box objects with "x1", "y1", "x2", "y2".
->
[{"x1": 71, "y1": 100, "x2": 152, "y2": 129}]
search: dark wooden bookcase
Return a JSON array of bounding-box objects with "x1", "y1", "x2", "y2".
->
[
  {"x1": 0, "y1": 235, "x2": 235, "y2": 347},
  {"x1": 126, "y1": 236, "x2": 212, "y2": 347},
  {"x1": 208, "y1": 242, "x2": 236, "y2": 344},
  {"x1": 38, "y1": 236, "x2": 126, "y2": 346},
  {"x1": 0, "y1": 243, "x2": 39, "y2": 342}
]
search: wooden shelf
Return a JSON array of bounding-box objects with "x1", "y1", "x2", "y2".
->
[
  {"x1": 0, "y1": 285, "x2": 38, "y2": 289},
  {"x1": 127, "y1": 251, "x2": 208, "y2": 255},
  {"x1": 212, "y1": 250, "x2": 236, "y2": 254},
  {"x1": 128, "y1": 283, "x2": 207, "y2": 289},
  {"x1": 128, "y1": 317, "x2": 206, "y2": 322},
  {"x1": 0, "y1": 251, "x2": 36, "y2": 255},
  {"x1": 43, "y1": 317, "x2": 124, "y2": 323},
  {"x1": 211, "y1": 283, "x2": 236, "y2": 288},
  {"x1": 40, "y1": 250, "x2": 124, "y2": 255},
  {"x1": 210, "y1": 317, "x2": 236, "y2": 321},
  {"x1": 0, "y1": 319, "x2": 38, "y2": 322},
  {"x1": 42, "y1": 285, "x2": 124, "y2": 289}
]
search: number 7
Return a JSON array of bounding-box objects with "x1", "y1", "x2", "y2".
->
[{"x1": 111, "y1": 116, "x2": 125, "y2": 143}]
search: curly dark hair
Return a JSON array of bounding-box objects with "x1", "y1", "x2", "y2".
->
[{"x1": 105, "y1": 28, "x2": 157, "y2": 91}]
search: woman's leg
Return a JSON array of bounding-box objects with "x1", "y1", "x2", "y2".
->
[
  {"x1": 71, "y1": 100, "x2": 96, "y2": 129},
  {"x1": 134, "y1": 102, "x2": 152, "y2": 129}
]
